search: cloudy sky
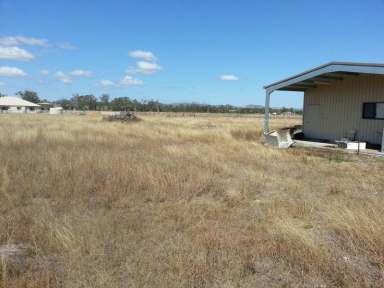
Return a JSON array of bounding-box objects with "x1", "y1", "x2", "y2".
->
[{"x1": 1, "y1": 0, "x2": 384, "y2": 107}]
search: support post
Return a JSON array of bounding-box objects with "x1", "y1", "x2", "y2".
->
[
  {"x1": 381, "y1": 128, "x2": 384, "y2": 153},
  {"x1": 264, "y1": 90, "x2": 272, "y2": 135}
]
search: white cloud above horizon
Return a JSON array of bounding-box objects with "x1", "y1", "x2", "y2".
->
[
  {"x1": 120, "y1": 75, "x2": 144, "y2": 86},
  {"x1": 100, "y1": 79, "x2": 116, "y2": 87},
  {"x1": 127, "y1": 61, "x2": 162, "y2": 75},
  {"x1": 0, "y1": 46, "x2": 34, "y2": 61},
  {"x1": 53, "y1": 69, "x2": 92, "y2": 84},
  {"x1": 70, "y1": 69, "x2": 93, "y2": 77},
  {"x1": 100, "y1": 75, "x2": 144, "y2": 87},
  {"x1": 129, "y1": 50, "x2": 156, "y2": 61},
  {"x1": 137, "y1": 61, "x2": 162, "y2": 74},
  {"x1": 127, "y1": 50, "x2": 162, "y2": 76},
  {"x1": 54, "y1": 71, "x2": 72, "y2": 84},
  {"x1": 0, "y1": 36, "x2": 48, "y2": 46},
  {"x1": 220, "y1": 74, "x2": 239, "y2": 81},
  {"x1": 0, "y1": 66, "x2": 27, "y2": 77},
  {"x1": 0, "y1": 36, "x2": 76, "y2": 50},
  {"x1": 40, "y1": 69, "x2": 49, "y2": 75}
]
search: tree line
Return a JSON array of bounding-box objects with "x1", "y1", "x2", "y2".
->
[{"x1": 1, "y1": 90, "x2": 302, "y2": 114}]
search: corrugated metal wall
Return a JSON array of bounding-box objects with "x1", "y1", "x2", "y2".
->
[{"x1": 303, "y1": 74, "x2": 384, "y2": 144}]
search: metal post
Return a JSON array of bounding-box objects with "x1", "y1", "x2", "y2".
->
[
  {"x1": 264, "y1": 90, "x2": 272, "y2": 135},
  {"x1": 381, "y1": 128, "x2": 384, "y2": 153}
]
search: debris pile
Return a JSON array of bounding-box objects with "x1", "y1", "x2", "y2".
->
[
  {"x1": 264, "y1": 125, "x2": 303, "y2": 149},
  {"x1": 264, "y1": 129, "x2": 294, "y2": 148},
  {"x1": 103, "y1": 111, "x2": 140, "y2": 122}
]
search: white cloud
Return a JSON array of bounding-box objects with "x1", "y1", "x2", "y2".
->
[
  {"x1": 0, "y1": 36, "x2": 76, "y2": 50},
  {"x1": 127, "y1": 50, "x2": 162, "y2": 76},
  {"x1": 100, "y1": 76, "x2": 143, "y2": 87},
  {"x1": 100, "y1": 79, "x2": 116, "y2": 87},
  {"x1": 220, "y1": 74, "x2": 239, "y2": 81},
  {"x1": 129, "y1": 50, "x2": 156, "y2": 61},
  {"x1": 137, "y1": 61, "x2": 162, "y2": 74},
  {"x1": 0, "y1": 66, "x2": 27, "y2": 77},
  {"x1": 0, "y1": 46, "x2": 34, "y2": 61},
  {"x1": 127, "y1": 61, "x2": 162, "y2": 75},
  {"x1": 70, "y1": 69, "x2": 93, "y2": 77},
  {"x1": 40, "y1": 69, "x2": 49, "y2": 75},
  {"x1": 54, "y1": 69, "x2": 92, "y2": 84},
  {"x1": 0, "y1": 36, "x2": 48, "y2": 46},
  {"x1": 54, "y1": 71, "x2": 72, "y2": 84},
  {"x1": 120, "y1": 75, "x2": 143, "y2": 86}
]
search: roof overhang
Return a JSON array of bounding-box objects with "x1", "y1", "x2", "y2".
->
[{"x1": 264, "y1": 62, "x2": 384, "y2": 93}]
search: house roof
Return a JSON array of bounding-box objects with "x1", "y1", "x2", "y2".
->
[
  {"x1": 0, "y1": 96, "x2": 40, "y2": 107},
  {"x1": 264, "y1": 62, "x2": 384, "y2": 93}
]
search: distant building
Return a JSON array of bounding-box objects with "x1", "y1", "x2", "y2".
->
[
  {"x1": 0, "y1": 96, "x2": 40, "y2": 113},
  {"x1": 38, "y1": 102, "x2": 53, "y2": 112},
  {"x1": 49, "y1": 107, "x2": 63, "y2": 114}
]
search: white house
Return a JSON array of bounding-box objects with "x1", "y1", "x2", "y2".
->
[{"x1": 0, "y1": 96, "x2": 40, "y2": 113}]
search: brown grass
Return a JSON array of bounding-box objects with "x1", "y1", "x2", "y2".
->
[{"x1": 0, "y1": 113, "x2": 384, "y2": 287}]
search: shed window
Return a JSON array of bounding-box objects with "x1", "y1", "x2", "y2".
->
[{"x1": 363, "y1": 102, "x2": 384, "y2": 119}]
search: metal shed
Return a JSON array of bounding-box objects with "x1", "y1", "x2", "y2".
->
[{"x1": 264, "y1": 62, "x2": 384, "y2": 146}]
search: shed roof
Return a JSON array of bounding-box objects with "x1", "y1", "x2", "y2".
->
[
  {"x1": 0, "y1": 96, "x2": 40, "y2": 107},
  {"x1": 264, "y1": 62, "x2": 384, "y2": 93}
]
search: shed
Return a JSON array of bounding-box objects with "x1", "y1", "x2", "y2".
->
[
  {"x1": 0, "y1": 96, "x2": 40, "y2": 113},
  {"x1": 264, "y1": 62, "x2": 384, "y2": 146}
]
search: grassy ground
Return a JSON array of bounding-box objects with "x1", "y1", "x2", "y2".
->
[{"x1": 0, "y1": 113, "x2": 383, "y2": 287}]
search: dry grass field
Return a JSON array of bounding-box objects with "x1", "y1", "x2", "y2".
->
[{"x1": 1, "y1": 113, "x2": 384, "y2": 287}]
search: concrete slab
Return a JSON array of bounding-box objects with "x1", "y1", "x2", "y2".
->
[
  {"x1": 293, "y1": 140, "x2": 338, "y2": 149},
  {"x1": 293, "y1": 140, "x2": 384, "y2": 157}
]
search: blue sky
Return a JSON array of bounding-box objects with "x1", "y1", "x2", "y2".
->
[{"x1": 1, "y1": 0, "x2": 384, "y2": 108}]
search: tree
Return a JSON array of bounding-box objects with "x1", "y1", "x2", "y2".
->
[
  {"x1": 146, "y1": 99, "x2": 161, "y2": 112},
  {"x1": 16, "y1": 90, "x2": 40, "y2": 103},
  {"x1": 111, "y1": 97, "x2": 134, "y2": 111},
  {"x1": 99, "y1": 94, "x2": 110, "y2": 110},
  {"x1": 71, "y1": 94, "x2": 97, "y2": 110},
  {"x1": 100, "y1": 94, "x2": 109, "y2": 105},
  {"x1": 55, "y1": 99, "x2": 74, "y2": 110}
]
